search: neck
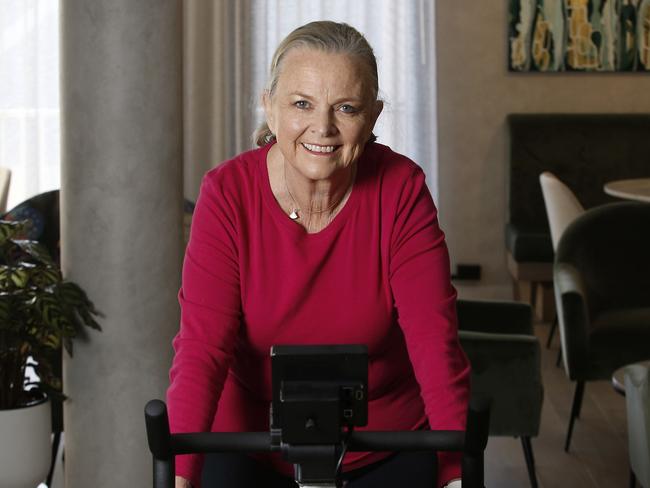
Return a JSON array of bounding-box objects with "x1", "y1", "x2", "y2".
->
[{"x1": 284, "y1": 161, "x2": 356, "y2": 218}]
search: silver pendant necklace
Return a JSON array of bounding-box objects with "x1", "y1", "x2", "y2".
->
[{"x1": 283, "y1": 161, "x2": 351, "y2": 221}]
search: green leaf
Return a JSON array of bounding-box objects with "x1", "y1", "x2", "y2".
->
[
  {"x1": 0, "y1": 220, "x2": 28, "y2": 245},
  {"x1": 0, "y1": 218, "x2": 103, "y2": 404},
  {"x1": 30, "y1": 267, "x2": 61, "y2": 288},
  {"x1": 9, "y1": 268, "x2": 31, "y2": 288},
  {"x1": 12, "y1": 240, "x2": 56, "y2": 266},
  {"x1": 0, "y1": 292, "x2": 11, "y2": 324},
  {"x1": 0, "y1": 266, "x2": 32, "y2": 291}
]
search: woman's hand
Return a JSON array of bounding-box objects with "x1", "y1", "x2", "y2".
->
[
  {"x1": 443, "y1": 479, "x2": 462, "y2": 488},
  {"x1": 175, "y1": 475, "x2": 193, "y2": 488}
]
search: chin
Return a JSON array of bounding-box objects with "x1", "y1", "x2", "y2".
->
[{"x1": 297, "y1": 161, "x2": 340, "y2": 181}]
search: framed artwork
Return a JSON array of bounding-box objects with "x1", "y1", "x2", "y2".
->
[{"x1": 508, "y1": 0, "x2": 650, "y2": 71}]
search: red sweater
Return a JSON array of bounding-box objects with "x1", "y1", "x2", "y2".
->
[{"x1": 167, "y1": 142, "x2": 470, "y2": 488}]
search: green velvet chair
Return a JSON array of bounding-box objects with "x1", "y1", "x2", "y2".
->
[
  {"x1": 623, "y1": 364, "x2": 650, "y2": 488},
  {"x1": 457, "y1": 299, "x2": 543, "y2": 488},
  {"x1": 554, "y1": 202, "x2": 650, "y2": 453}
]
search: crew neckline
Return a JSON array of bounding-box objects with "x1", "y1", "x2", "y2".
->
[{"x1": 259, "y1": 142, "x2": 365, "y2": 239}]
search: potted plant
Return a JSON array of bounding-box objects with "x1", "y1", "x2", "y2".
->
[{"x1": 0, "y1": 218, "x2": 101, "y2": 487}]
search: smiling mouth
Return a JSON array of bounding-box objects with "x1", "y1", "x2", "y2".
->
[{"x1": 301, "y1": 142, "x2": 341, "y2": 154}]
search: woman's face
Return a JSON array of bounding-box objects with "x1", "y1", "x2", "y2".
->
[{"x1": 263, "y1": 48, "x2": 383, "y2": 181}]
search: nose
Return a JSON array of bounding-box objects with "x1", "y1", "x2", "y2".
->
[{"x1": 310, "y1": 107, "x2": 337, "y2": 137}]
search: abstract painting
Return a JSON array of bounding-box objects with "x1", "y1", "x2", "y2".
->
[{"x1": 509, "y1": 0, "x2": 650, "y2": 71}]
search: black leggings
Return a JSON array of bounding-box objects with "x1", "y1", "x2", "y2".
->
[{"x1": 201, "y1": 451, "x2": 438, "y2": 487}]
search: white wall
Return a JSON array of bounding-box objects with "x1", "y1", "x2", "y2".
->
[{"x1": 435, "y1": 1, "x2": 650, "y2": 300}]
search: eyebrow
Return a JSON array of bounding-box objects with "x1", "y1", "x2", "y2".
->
[{"x1": 288, "y1": 92, "x2": 314, "y2": 100}]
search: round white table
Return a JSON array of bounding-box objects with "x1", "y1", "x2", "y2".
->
[{"x1": 603, "y1": 178, "x2": 650, "y2": 203}]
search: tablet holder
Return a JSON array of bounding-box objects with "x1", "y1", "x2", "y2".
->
[{"x1": 270, "y1": 344, "x2": 368, "y2": 487}]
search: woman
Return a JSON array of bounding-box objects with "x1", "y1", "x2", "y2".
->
[{"x1": 168, "y1": 21, "x2": 469, "y2": 488}]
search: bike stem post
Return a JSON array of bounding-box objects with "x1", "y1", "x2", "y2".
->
[{"x1": 281, "y1": 443, "x2": 342, "y2": 488}]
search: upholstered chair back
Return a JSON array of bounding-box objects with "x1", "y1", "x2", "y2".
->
[
  {"x1": 539, "y1": 172, "x2": 584, "y2": 252},
  {"x1": 555, "y1": 202, "x2": 650, "y2": 318}
]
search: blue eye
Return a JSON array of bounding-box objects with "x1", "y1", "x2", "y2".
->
[
  {"x1": 339, "y1": 104, "x2": 358, "y2": 114},
  {"x1": 294, "y1": 100, "x2": 310, "y2": 109}
]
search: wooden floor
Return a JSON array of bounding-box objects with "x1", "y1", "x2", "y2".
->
[{"x1": 484, "y1": 321, "x2": 630, "y2": 488}]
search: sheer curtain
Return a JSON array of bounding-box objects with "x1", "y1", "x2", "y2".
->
[
  {"x1": 0, "y1": 2, "x2": 437, "y2": 211},
  {"x1": 0, "y1": 0, "x2": 60, "y2": 211},
  {"x1": 184, "y1": 0, "x2": 438, "y2": 201}
]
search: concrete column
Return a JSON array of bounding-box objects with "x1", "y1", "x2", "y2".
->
[{"x1": 60, "y1": 1, "x2": 183, "y2": 487}]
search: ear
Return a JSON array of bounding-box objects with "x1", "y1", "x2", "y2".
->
[
  {"x1": 371, "y1": 100, "x2": 384, "y2": 126},
  {"x1": 365, "y1": 100, "x2": 383, "y2": 138},
  {"x1": 262, "y1": 91, "x2": 276, "y2": 134}
]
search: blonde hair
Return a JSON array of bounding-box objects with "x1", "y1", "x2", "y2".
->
[{"x1": 254, "y1": 21, "x2": 380, "y2": 147}]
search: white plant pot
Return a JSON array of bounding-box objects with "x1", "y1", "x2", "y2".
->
[{"x1": 0, "y1": 396, "x2": 51, "y2": 488}]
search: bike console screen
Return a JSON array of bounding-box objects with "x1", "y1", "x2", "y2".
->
[{"x1": 270, "y1": 344, "x2": 368, "y2": 445}]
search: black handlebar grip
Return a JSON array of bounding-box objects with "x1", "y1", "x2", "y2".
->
[
  {"x1": 152, "y1": 458, "x2": 175, "y2": 488},
  {"x1": 465, "y1": 395, "x2": 491, "y2": 455},
  {"x1": 145, "y1": 399, "x2": 172, "y2": 460},
  {"x1": 462, "y1": 394, "x2": 492, "y2": 488},
  {"x1": 145, "y1": 400, "x2": 174, "y2": 488}
]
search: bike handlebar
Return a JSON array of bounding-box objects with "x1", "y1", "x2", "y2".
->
[{"x1": 145, "y1": 398, "x2": 489, "y2": 488}]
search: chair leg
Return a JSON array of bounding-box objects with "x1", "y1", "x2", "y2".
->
[
  {"x1": 546, "y1": 314, "x2": 558, "y2": 348},
  {"x1": 530, "y1": 281, "x2": 538, "y2": 312},
  {"x1": 575, "y1": 382, "x2": 585, "y2": 420},
  {"x1": 629, "y1": 468, "x2": 636, "y2": 488},
  {"x1": 520, "y1": 436, "x2": 539, "y2": 488},
  {"x1": 565, "y1": 381, "x2": 585, "y2": 452},
  {"x1": 555, "y1": 348, "x2": 562, "y2": 367}
]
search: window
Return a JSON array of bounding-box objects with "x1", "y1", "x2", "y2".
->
[{"x1": 0, "y1": 0, "x2": 60, "y2": 211}]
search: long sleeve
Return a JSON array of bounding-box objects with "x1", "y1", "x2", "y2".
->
[
  {"x1": 388, "y1": 167, "x2": 471, "y2": 487},
  {"x1": 164, "y1": 143, "x2": 471, "y2": 487},
  {"x1": 166, "y1": 172, "x2": 243, "y2": 488}
]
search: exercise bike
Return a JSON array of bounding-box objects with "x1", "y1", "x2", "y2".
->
[{"x1": 145, "y1": 345, "x2": 490, "y2": 488}]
